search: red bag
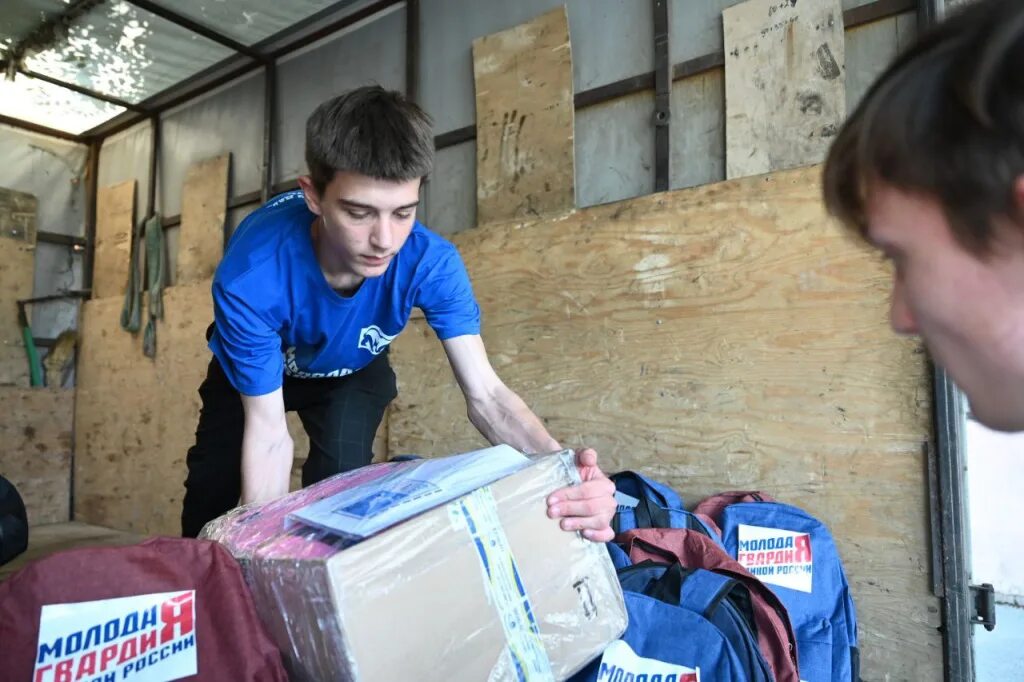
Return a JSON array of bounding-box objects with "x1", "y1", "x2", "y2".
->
[
  {"x1": 0, "y1": 537, "x2": 288, "y2": 681},
  {"x1": 618, "y1": 527, "x2": 801, "y2": 682},
  {"x1": 692, "y1": 490, "x2": 777, "y2": 536}
]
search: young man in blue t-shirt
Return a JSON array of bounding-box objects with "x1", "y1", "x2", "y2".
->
[{"x1": 182, "y1": 86, "x2": 616, "y2": 539}]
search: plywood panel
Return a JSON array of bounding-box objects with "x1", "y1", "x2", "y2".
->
[
  {"x1": 388, "y1": 166, "x2": 940, "y2": 679},
  {"x1": 93, "y1": 181, "x2": 135, "y2": 299},
  {"x1": 0, "y1": 188, "x2": 35, "y2": 387},
  {"x1": 75, "y1": 283, "x2": 391, "y2": 535},
  {"x1": 724, "y1": 0, "x2": 846, "y2": 179},
  {"x1": 0, "y1": 388, "x2": 73, "y2": 525},
  {"x1": 176, "y1": 154, "x2": 229, "y2": 285},
  {"x1": 473, "y1": 7, "x2": 575, "y2": 224},
  {"x1": 74, "y1": 294, "x2": 160, "y2": 532},
  {"x1": 0, "y1": 240, "x2": 33, "y2": 387}
]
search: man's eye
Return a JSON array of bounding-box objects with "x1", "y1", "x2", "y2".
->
[
  {"x1": 346, "y1": 210, "x2": 370, "y2": 220},
  {"x1": 395, "y1": 211, "x2": 412, "y2": 220}
]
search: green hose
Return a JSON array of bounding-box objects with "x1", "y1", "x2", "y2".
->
[{"x1": 21, "y1": 321, "x2": 43, "y2": 387}]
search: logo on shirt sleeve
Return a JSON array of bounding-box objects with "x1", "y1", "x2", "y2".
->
[{"x1": 358, "y1": 325, "x2": 397, "y2": 355}]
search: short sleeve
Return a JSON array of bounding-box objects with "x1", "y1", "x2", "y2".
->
[
  {"x1": 208, "y1": 280, "x2": 284, "y2": 396},
  {"x1": 414, "y1": 244, "x2": 481, "y2": 340}
]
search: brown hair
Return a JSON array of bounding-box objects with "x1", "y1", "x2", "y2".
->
[
  {"x1": 305, "y1": 85, "x2": 434, "y2": 194},
  {"x1": 823, "y1": 0, "x2": 1024, "y2": 255}
]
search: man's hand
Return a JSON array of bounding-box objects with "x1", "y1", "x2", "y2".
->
[{"x1": 546, "y1": 448, "x2": 617, "y2": 542}]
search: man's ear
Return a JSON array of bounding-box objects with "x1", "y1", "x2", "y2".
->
[
  {"x1": 1014, "y1": 175, "x2": 1024, "y2": 217},
  {"x1": 297, "y1": 176, "x2": 322, "y2": 216}
]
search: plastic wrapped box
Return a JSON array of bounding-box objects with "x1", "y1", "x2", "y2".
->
[{"x1": 201, "y1": 451, "x2": 627, "y2": 681}]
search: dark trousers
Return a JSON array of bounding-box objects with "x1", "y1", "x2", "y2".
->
[{"x1": 181, "y1": 349, "x2": 397, "y2": 537}]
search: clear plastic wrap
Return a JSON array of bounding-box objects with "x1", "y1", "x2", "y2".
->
[{"x1": 201, "y1": 451, "x2": 627, "y2": 681}]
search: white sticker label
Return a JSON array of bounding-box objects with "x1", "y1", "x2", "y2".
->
[
  {"x1": 737, "y1": 523, "x2": 814, "y2": 593},
  {"x1": 34, "y1": 590, "x2": 198, "y2": 682},
  {"x1": 597, "y1": 640, "x2": 700, "y2": 682},
  {"x1": 450, "y1": 487, "x2": 553, "y2": 681}
]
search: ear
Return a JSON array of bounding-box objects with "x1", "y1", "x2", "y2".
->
[
  {"x1": 1014, "y1": 175, "x2": 1024, "y2": 217},
  {"x1": 297, "y1": 176, "x2": 322, "y2": 216}
]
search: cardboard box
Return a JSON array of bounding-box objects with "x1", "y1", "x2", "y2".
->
[{"x1": 202, "y1": 452, "x2": 627, "y2": 681}]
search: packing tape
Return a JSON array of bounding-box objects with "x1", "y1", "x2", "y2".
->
[{"x1": 449, "y1": 487, "x2": 554, "y2": 682}]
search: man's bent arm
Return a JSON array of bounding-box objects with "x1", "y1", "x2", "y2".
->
[
  {"x1": 240, "y1": 389, "x2": 294, "y2": 505},
  {"x1": 441, "y1": 335, "x2": 561, "y2": 453}
]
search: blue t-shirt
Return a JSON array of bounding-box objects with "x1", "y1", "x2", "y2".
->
[{"x1": 209, "y1": 190, "x2": 481, "y2": 396}]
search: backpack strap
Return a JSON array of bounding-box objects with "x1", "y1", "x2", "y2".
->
[
  {"x1": 677, "y1": 568, "x2": 738, "y2": 619},
  {"x1": 611, "y1": 472, "x2": 670, "y2": 531},
  {"x1": 643, "y1": 562, "x2": 685, "y2": 604},
  {"x1": 641, "y1": 563, "x2": 737, "y2": 621}
]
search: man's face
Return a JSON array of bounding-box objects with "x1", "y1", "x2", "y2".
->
[
  {"x1": 299, "y1": 170, "x2": 421, "y2": 280},
  {"x1": 864, "y1": 181, "x2": 1024, "y2": 430}
]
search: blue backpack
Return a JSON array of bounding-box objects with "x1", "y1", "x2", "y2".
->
[
  {"x1": 695, "y1": 492, "x2": 859, "y2": 682},
  {"x1": 571, "y1": 556, "x2": 773, "y2": 682},
  {"x1": 611, "y1": 471, "x2": 721, "y2": 543}
]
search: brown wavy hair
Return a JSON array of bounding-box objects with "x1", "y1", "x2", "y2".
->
[
  {"x1": 823, "y1": 0, "x2": 1024, "y2": 256},
  {"x1": 305, "y1": 85, "x2": 434, "y2": 195}
]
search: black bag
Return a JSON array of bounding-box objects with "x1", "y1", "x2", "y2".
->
[{"x1": 0, "y1": 474, "x2": 29, "y2": 565}]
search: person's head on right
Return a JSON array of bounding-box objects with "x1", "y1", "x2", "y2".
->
[
  {"x1": 298, "y1": 85, "x2": 435, "y2": 281},
  {"x1": 823, "y1": 0, "x2": 1024, "y2": 431}
]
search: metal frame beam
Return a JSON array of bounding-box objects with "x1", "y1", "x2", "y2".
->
[
  {"x1": 83, "y1": 139, "x2": 100, "y2": 297},
  {"x1": 932, "y1": 366, "x2": 973, "y2": 682},
  {"x1": 146, "y1": 115, "x2": 160, "y2": 219},
  {"x1": 652, "y1": 0, "x2": 671, "y2": 193},
  {"x1": 0, "y1": 114, "x2": 86, "y2": 143},
  {"x1": 261, "y1": 62, "x2": 277, "y2": 206},
  {"x1": 846, "y1": 0, "x2": 916, "y2": 26},
  {"x1": 406, "y1": 0, "x2": 420, "y2": 104},
  {"x1": 38, "y1": 231, "x2": 87, "y2": 248},
  {"x1": 121, "y1": 0, "x2": 266, "y2": 62},
  {"x1": 17, "y1": 68, "x2": 146, "y2": 112}
]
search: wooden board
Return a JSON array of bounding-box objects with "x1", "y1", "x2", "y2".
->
[
  {"x1": 0, "y1": 388, "x2": 73, "y2": 525},
  {"x1": 388, "y1": 165, "x2": 941, "y2": 679},
  {"x1": 473, "y1": 7, "x2": 575, "y2": 224},
  {"x1": 177, "y1": 154, "x2": 230, "y2": 285},
  {"x1": 93, "y1": 181, "x2": 135, "y2": 299},
  {"x1": 0, "y1": 522, "x2": 144, "y2": 583},
  {"x1": 0, "y1": 188, "x2": 36, "y2": 387},
  {"x1": 724, "y1": 0, "x2": 846, "y2": 179},
  {"x1": 74, "y1": 282, "x2": 388, "y2": 535}
]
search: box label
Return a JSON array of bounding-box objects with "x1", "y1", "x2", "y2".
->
[{"x1": 449, "y1": 487, "x2": 553, "y2": 681}]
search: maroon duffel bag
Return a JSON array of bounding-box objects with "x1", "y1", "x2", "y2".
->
[{"x1": 0, "y1": 536, "x2": 288, "y2": 681}]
